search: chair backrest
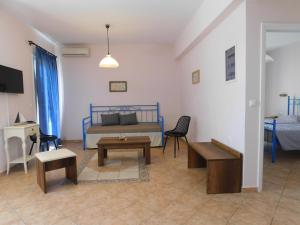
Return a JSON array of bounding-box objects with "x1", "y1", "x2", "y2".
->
[
  {"x1": 39, "y1": 128, "x2": 46, "y2": 136},
  {"x1": 173, "y1": 116, "x2": 191, "y2": 135}
]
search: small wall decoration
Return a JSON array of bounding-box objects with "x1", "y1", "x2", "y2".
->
[
  {"x1": 225, "y1": 46, "x2": 236, "y2": 82},
  {"x1": 279, "y1": 93, "x2": 288, "y2": 97},
  {"x1": 192, "y1": 70, "x2": 200, "y2": 84},
  {"x1": 109, "y1": 81, "x2": 127, "y2": 92}
]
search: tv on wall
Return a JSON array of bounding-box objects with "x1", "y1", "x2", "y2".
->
[{"x1": 0, "y1": 65, "x2": 24, "y2": 94}]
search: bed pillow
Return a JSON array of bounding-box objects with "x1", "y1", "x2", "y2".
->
[
  {"x1": 277, "y1": 115, "x2": 298, "y2": 124},
  {"x1": 120, "y1": 113, "x2": 138, "y2": 125},
  {"x1": 101, "y1": 113, "x2": 120, "y2": 126}
]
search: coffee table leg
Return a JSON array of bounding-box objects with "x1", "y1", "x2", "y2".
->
[
  {"x1": 98, "y1": 145, "x2": 104, "y2": 166},
  {"x1": 145, "y1": 144, "x2": 151, "y2": 164},
  {"x1": 66, "y1": 157, "x2": 77, "y2": 184}
]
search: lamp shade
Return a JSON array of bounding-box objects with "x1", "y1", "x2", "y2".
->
[{"x1": 99, "y1": 54, "x2": 119, "y2": 68}]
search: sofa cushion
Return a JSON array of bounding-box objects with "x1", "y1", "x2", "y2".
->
[
  {"x1": 87, "y1": 123, "x2": 161, "y2": 134},
  {"x1": 120, "y1": 113, "x2": 138, "y2": 125},
  {"x1": 101, "y1": 113, "x2": 120, "y2": 126}
]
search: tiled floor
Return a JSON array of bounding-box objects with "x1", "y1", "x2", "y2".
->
[{"x1": 0, "y1": 140, "x2": 300, "y2": 225}]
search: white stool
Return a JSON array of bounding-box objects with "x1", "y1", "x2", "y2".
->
[{"x1": 35, "y1": 149, "x2": 77, "y2": 193}]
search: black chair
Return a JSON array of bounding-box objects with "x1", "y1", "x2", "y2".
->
[
  {"x1": 163, "y1": 116, "x2": 191, "y2": 157},
  {"x1": 29, "y1": 129, "x2": 58, "y2": 155}
]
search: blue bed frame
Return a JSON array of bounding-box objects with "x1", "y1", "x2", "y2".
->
[
  {"x1": 264, "y1": 96, "x2": 300, "y2": 162},
  {"x1": 82, "y1": 102, "x2": 164, "y2": 150}
]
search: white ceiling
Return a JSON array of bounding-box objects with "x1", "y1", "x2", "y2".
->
[
  {"x1": 0, "y1": 0, "x2": 204, "y2": 45},
  {"x1": 266, "y1": 31, "x2": 300, "y2": 51}
]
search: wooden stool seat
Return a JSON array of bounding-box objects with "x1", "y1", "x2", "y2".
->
[{"x1": 35, "y1": 149, "x2": 77, "y2": 193}]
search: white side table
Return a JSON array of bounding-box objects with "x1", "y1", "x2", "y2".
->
[{"x1": 3, "y1": 124, "x2": 40, "y2": 174}]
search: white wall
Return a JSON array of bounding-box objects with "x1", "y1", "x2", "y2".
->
[
  {"x1": 245, "y1": 0, "x2": 300, "y2": 188},
  {"x1": 0, "y1": 9, "x2": 56, "y2": 172},
  {"x1": 174, "y1": 0, "x2": 240, "y2": 58},
  {"x1": 266, "y1": 32, "x2": 300, "y2": 51},
  {"x1": 176, "y1": 2, "x2": 246, "y2": 170},
  {"x1": 265, "y1": 42, "x2": 300, "y2": 116},
  {"x1": 61, "y1": 44, "x2": 180, "y2": 140}
]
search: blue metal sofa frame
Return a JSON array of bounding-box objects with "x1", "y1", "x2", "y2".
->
[
  {"x1": 264, "y1": 96, "x2": 300, "y2": 162},
  {"x1": 82, "y1": 102, "x2": 164, "y2": 150}
]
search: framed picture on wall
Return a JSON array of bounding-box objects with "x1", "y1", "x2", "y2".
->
[
  {"x1": 225, "y1": 46, "x2": 236, "y2": 82},
  {"x1": 109, "y1": 81, "x2": 127, "y2": 92},
  {"x1": 192, "y1": 70, "x2": 200, "y2": 84}
]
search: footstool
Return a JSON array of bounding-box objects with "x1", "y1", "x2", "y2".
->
[{"x1": 35, "y1": 149, "x2": 77, "y2": 193}]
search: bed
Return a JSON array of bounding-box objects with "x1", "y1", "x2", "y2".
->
[
  {"x1": 264, "y1": 96, "x2": 300, "y2": 162},
  {"x1": 82, "y1": 103, "x2": 164, "y2": 150}
]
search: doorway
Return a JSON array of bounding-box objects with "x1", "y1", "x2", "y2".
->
[{"x1": 258, "y1": 23, "x2": 300, "y2": 191}]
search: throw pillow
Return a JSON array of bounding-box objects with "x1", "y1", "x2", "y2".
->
[
  {"x1": 120, "y1": 113, "x2": 138, "y2": 125},
  {"x1": 101, "y1": 113, "x2": 120, "y2": 126}
]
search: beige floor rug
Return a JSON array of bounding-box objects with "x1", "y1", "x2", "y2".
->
[{"x1": 78, "y1": 150, "x2": 149, "y2": 183}]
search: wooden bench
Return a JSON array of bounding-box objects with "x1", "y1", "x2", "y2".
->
[{"x1": 188, "y1": 139, "x2": 243, "y2": 194}]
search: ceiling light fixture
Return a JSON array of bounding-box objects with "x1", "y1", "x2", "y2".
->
[{"x1": 99, "y1": 24, "x2": 119, "y2": 68}]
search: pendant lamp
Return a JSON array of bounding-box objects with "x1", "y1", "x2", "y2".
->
[{"x1": 99, "y1": 24, "x2": 119, "y2": 68}]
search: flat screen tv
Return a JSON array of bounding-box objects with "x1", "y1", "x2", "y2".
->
[{"x1": 0, "y1": 65, "x2": 24, "y2": 94}]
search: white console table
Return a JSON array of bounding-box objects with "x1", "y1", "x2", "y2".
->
[{"x1": 3, "y1": 124, "x2": 40, "y2": 174}]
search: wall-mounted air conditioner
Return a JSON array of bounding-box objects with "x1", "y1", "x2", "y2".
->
[
  {"x1": 62, "y1": 47, "x2": 90, "y2": 57},
  {"x1": 265, "y1": 54, "x2": 274, "y2": 63}
]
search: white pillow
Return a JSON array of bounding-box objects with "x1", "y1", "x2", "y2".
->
[{"x1": 277, "y1": 115, "x2": 298, "y2": 124}]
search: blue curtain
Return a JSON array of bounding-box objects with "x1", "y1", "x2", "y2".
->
[{"x1": 34, "y1": 47, "x2": 60, "y2": 139}]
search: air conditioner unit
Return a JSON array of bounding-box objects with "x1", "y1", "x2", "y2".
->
[
  {"x1": 265, "y1": 54, "x2": 274, "y2": 63},
  {"x1": 62, "y1": 47, "x2": 90, "y2": 57}
]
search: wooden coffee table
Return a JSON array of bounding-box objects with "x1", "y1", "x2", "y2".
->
[{"x1": 97, "y1": 136, "x2": 151, "y2": 166}]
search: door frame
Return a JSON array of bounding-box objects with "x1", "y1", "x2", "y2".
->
[{"x1": 258, "y1": 23, "x2": 300, "y2": 191}]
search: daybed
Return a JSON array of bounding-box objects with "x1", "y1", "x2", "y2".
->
[
  {"x1": 264, "y1": 96, "x2": 300, "y2": 162},
  {"x1": 82, "y1": 103, "x2": 164, "y2": 149}
]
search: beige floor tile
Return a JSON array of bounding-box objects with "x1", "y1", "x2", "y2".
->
[
  {"x1": 185, "y1": 212, "x2": 228, "y2": 225},
  {"x1": 278, "y1": 196, "x2": 300, "y2": 214},
  {"x1": 242, "y1": 190, "x2": 281, "y2": 207},
  {"x1": 141, "y1": 214, "x2": 182, "y2": 225},
  {"x1": 156, "y1": 201, "x2": 197, "y2": 225},
  {"x1": 0, "y1": 140, "x2": 300, "y2": 225},
  {"x1": 16, "y1": 203, "x2": 65, "y2": 225},
  {"x1": 0, "y1": 210, "x2": 24, "y2": 225},
  {"x1": 282, "y1": 186, "x2": 300, "y2": 201},
  {"x1": 229, "y1": 205, "x2": 273, "y2": 225},
  {"x1": 0, "y1": 196, "x2": 10, "y2": 212},
  {"x1": 73, "y1": 206, "x2": 111, "y2": 225},
  {"x1": 55, "y1": 217, "x2": 77, "y2": 225},
  {"x1": 272, "y1": 207, "x2": 300, "y2": 225},
  {"x1": 138, "y1": 197, "x2": 172, "y2": 214},
  {"x1": 197, "y1": 198, "x2": 240, "y2": 220},
  {"x1": 116, "y1": 202, "x2": 156, "y2": 225},
  {"x1": 98, "y1": 217, "x2": 128, "y2": 225},
  {"x1": 263, "y1": 174, "x2": 287, "y2": 186}
]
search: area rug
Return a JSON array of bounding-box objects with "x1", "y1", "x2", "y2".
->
[{"x1": 78, "y1": 150, "x2": 149, "y2": 183}]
